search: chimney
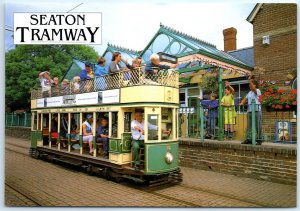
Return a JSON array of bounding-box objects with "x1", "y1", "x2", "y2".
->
[{"x1": 223, "y1": 27, "x2": 237, "y2": 52}]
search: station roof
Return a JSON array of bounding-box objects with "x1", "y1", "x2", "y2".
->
[
  {"x1": 227, "y1": 47, "x2": 254, "y2": 68},
  {"x1": 64, "y1": 24, "x2": 253, "y2": 83},
  {"x1": 140, "y1": 24, "x2": 252, "y2": 70}
]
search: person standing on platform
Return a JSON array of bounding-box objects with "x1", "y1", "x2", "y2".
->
[
  {"x1": 221, "y1": 81, "x2": 236, "y2": 139},
  {"x1": 239, "y1": 75, "x2": 262, "y2": 145}
]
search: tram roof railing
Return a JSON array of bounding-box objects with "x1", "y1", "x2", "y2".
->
[{"x1": 31, "y1": 68, "x2": 179, "y2": 100}]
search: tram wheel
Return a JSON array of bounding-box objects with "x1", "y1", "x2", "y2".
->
[{"x1": 87, "y1": 164, "x2": 94, "y2": 176}]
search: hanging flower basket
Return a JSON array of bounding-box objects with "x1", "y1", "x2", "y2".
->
[
  {"x1": 265, "y1": 105, "x2": 297, "y2": 112},
  {"x1": 259, "y1": 81, "x2": 297, "y2": 112}
]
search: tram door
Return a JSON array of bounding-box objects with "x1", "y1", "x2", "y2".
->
[{"x1": 188, "y1": 97, "x2": 200, "y2": 137}]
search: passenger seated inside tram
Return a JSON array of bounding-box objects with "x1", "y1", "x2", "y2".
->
[
  {"x1": 51, "y1": 114, "x2": 58, "y2": 140},
  {"x1": 131, "y1": 112, "x2": 170, "y2": 170},
  {"x1": 96, "y1": 117, "x2": 109, "y2": 159},
  {"x1": 82, "y1": 114, "x2": 94, "y2": 154},
  {"x1": 60, "y1": 114, "x2": 68, "y2": 148},
  {"x1": 145, "y1": 53, "x2": 177, "y2": 75}
]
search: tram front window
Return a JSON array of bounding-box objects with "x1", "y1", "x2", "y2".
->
[
  {"x1": 162, "y1": 108, "x2": 173, "y2": 140},
  {"x1": 112, "y1": 112, "x2": 118, "y2": 137},
  {"x1": 148, "y1": 114, "x2": 158, "y2": 140}
]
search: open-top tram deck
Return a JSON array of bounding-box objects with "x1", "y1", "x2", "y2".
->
[{"x1": 30, "y1": 68, "x2": 182, "y2": 185}]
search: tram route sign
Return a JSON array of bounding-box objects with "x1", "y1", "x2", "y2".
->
[{"x1": 36, "y1": 89, "x2": 120, "y2": 108}]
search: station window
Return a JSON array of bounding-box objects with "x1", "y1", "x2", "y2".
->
[
  {"x1": 148, "y1": 114, "x2": 159, "y2": 141},
  {"x1": 179, "y1": 93, "x2": 185, "y2": 105}
]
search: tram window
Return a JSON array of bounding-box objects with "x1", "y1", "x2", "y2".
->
[
  {"x1": 148, "y1": 114, "x2": 158, "y2": 140},
  {"x1": 112, "y1": 112, "x2": 118, "y2": 137},
  {"x1": 162, "y1": 108, "x2": 173, "y2": 140},
  {"x1": 37, "y1": 114, "x2": 42, "y2": 130},
  {"x1": 43, "y1": 115, "x2": 49, "y2": 128},
  {"x1": 33, "y1": 112, "x2": 38, "y2": 130},
  {"x1": 124, "y1": 112, "x2": 132, "y2": 132}
]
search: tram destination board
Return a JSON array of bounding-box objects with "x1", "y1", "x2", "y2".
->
[{"x1": 36, "y1": 89, "x2": 119, "y2": 108}]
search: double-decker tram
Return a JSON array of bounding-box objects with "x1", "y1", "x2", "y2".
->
[{"x1": 30, "y1": 68, "x2": 182, "y2": 186}]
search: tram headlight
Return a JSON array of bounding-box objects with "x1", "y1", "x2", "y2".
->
[{"x1": 165, "y1": 151, "x2": 174, "y2": 164}]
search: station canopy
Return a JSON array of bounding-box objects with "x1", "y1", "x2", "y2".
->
[{"x1": 63, "y1": 23, "x2": 253, "y2": 83}]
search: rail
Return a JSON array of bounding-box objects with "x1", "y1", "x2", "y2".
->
[{"x1": 31, "y1": 68, "x2": 179, "y2": 99}]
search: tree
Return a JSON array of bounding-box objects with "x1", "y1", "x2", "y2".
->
[
  {"x1": 199, "y1": 74, "x2": 219, "y2": 95},
  {"x1": 5, "y1": 45, "x2": 99, "y2": 111}
]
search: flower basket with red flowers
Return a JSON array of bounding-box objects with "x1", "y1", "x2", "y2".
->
[{"x1": 259, "y1": 81, "x2": 297, "y2": 111}]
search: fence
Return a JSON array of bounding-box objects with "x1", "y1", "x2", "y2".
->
[
  {"x1": 5, "y1": 113, "x2": 31, "y2": 127},
  {"x1": 179, "y1": 101, "x2": 297, "y2": 144},
  {"x1": 31, "y1": 68, "x2": 179, "y2": 99}
]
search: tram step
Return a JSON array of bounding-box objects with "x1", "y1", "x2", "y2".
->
[
  {"x1": 52, "y1": 157, "x2": 82, "y2": 167},
  {"x1": 121, "y1": 175, "x2": 145, "y2": 183}
]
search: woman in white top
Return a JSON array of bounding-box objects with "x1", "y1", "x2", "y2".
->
[{"x1": 82, "y1": 114, "x2": 94, "y2": 154}]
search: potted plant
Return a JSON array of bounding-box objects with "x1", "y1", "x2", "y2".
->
[{"x1": 258, "y1": 81, "x2": 297, "y2": 111}]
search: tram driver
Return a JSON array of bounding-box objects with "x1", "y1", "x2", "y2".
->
[{"x1": 131, "y1": 111, "x2": 170, "y2": 170}]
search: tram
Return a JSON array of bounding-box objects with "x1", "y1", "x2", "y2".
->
[{"x1": 29, "y1": 68, "x2": 182, "y2": 186}]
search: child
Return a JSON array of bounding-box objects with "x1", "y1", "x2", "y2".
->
[
  {"x1": 221, "y1": 81, "x2": 236, "y2": 139},
  {"x1": 205, "y1": 93, "x2": 218, "y2": 139}
]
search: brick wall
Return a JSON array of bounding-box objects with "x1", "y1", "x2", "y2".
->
[
  {"x1": 252, "y1": 4, "x2": 297, "y2": 137},
  {"x1": 179, "y1": 139, "x2": 296, "y2": 185},
  {"x1": 253, "y1": 3, "x2": 297, "y2": 81},
  {"x1": 5, "y1": 127, "x2": 31, "y2": 140}
]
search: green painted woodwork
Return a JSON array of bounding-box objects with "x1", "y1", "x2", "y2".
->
[
  {"x1": 121, "y1": 132, "x2": 132, "y2": 152},
  {"x1": 145, "y1": 142, "x2": 179, "y2": 174},
  {"x1": 31, "y1": 131, "x2": 42, "y2": 148},
  {"x1": 218, "y1": 68, "x2": 224, "y2": 141},
  {"x1": 109, "y1": 138, "x2": 120, "y2": 152},
  {"x1": 79, "y1": 135, "x2": 83, "y2": 147},
  {"x1": 109, "y1": 133, "x2": 132, "y2": 153}
]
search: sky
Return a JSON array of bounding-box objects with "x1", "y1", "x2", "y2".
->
[{"x1": 5, "y1": 0, "x2": 256, "y2": 55}]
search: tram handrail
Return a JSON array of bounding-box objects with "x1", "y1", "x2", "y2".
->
[{"x1": 31, "y1": 68, "x2": 179, "y2": 99}]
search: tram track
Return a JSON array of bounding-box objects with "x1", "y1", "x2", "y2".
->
[
  {"x1": 5, "y1": 141, "x2": 263, "y2": 207},
  {"x1": 5, "y1": 183, "x2": 41, "y2": 206}
]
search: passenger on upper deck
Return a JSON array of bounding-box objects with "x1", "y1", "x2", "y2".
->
[
  {"x1": 82, "y1": 114, "x2": 94, "y2": 154},
  {"x1": 39, "y1": 71, "x2": 53, "y2": 97},
  {"x1": 80, "y1": 62, "x2": 94, "y2": 81},
  {"x1": 72, "y1": 76, "x2": 81, "y2": 94},
  {"x1": 145, "y1": 54, "x2": 177, "y2": 75},
  {"x1": 94, "y1": 57, "x2": 107, "y2": 76},
  {"x1": 108, "y1": 52, "x2": 129, "y2": 74},
  {"x1": 125, "y1": 57, "x2": 142, "y2": 70},
  {"x1": 61, "y1": 79, "x2": 70, "y2": 95},
  {"x1": 52, "y1": 77, "x2": 60, "y2": 96}
]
